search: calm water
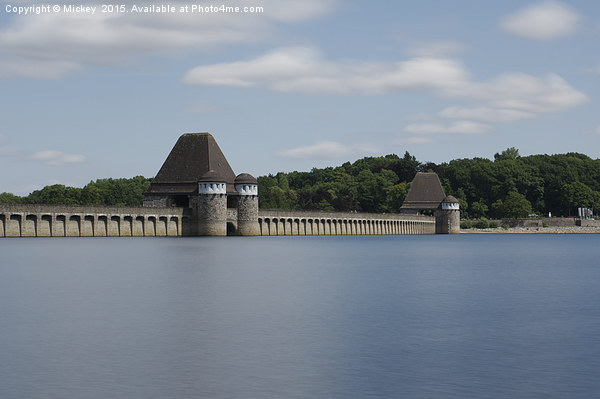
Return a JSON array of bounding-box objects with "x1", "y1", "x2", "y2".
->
[{"x1": 1, "y1": 234, "x2": 599, "y2": 398}]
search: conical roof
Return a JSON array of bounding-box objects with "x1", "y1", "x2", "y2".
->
[
  {"x1": 145, "y1": 133, "x2": 236, "y2": 195},
  {"x1": 442, "y1": 195, "x2": 459, "y2": 203},
  {"x1": 401, "y1": 172, "x2": 447, "y2": 210},
  {"x1": 235, "y1": 173, "x2": 257, "y2": 184}
]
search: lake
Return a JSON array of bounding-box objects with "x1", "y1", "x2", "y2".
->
[{"x1": 1, "y1": 234, "x2": 599, "y2": 398}]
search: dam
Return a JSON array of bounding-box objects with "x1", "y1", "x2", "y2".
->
[
  {"x1": 0, "y1": 205, "x2": 433, "y2": 237},
  {"x1": 0, "y1": 133, "x2": 459, "y2": 237}
]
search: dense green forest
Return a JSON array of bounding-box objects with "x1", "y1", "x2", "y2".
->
[
  {"x1": 0, "y1": 176, "x2": 152, "y2": 207},
  {"x1": 2, "y1": 148, "x2": 599, "y2": 218},
  {"x1": 257, "y1": 148, "x2": 600, "y2": 219}
]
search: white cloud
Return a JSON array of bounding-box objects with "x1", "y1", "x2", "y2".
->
[
  {"x1": 436, "y1": 73, "x2": 588, "y2": 124},
  {"x1": 500, "y1": 1, "x2": 581, "y2": 40},
  {"x1": 439, "y1": 106, "x2": 536, "y2": 123},
  {"x1": 278, "y1": 141, "x2": 381, "y2": 159},
  {"x1": 0, "y1": 0, "x2": 336, "y2": 78},
  {"x1": 183, "y1": 47, "x2": 470, "y2": 94},
  {"x1": 29, "y1": 150, "x2": 87, "y2": 166},
  {"x1": 403, "y1": 121, "x2": 492, "y2": 135},
  {"x1": 183, "y1": 47, "x2": 586, "y2": 119}
]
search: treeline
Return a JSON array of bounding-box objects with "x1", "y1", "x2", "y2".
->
[
  {"x1": 0, "y1": 176, "x2": 151, "y2": 207},
  {"x1": 2, "y1": 148, "x2": 599, "y2": 219},
  {"x1": 259, "y1": 152, "x2": 419, "y2": 213},
  {"x1": 258, "y1": 148, "x2": 600, "y2": 218}
]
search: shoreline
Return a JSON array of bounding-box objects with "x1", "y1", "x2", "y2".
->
[{"x1": 462, "y1": 226, "x2": 600, "y2": 234}]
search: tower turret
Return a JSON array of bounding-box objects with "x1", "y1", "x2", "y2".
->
[
  {"x1": 196, "y1": 170, "x2": 227, "y2": 236},
  {"x1": 435, "y1": 195, "x2": 460, "y2": 234},
  {"x1": 235, "y1": 173, "x2": 259, "y2": 236}
]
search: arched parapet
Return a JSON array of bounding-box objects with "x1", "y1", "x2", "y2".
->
[{"x1": 198, "y1": 182, "x2": 227, "y2": 195}]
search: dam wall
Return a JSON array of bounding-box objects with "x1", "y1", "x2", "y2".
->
[
  {"x1": 1, "y1": 204, "x2": 434, "y2": 237},
  {"x1": 0, "y1": 204, "x2": 190, "y2": 237},
  {"x1": 257, "y1": 210, "x2": 435, "y2": 236}
]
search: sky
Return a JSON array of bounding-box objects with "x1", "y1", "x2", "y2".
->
[{"x1": 1, "y1": 0, "x2": 599, "y2": 195}]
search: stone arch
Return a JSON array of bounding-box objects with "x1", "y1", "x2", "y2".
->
[
  {"x1": 226, "y1": 222, "x2": 237, "y2": 236},
  {"x1": 157, "y1": 216, "x2": 168, "y2": 236},
  {"x1": 96, "y1": 216, "x2": 108, "y2": 237},
  {"x1": 23, "y1": 214, "x2": 37, "y2": 237},
  {"x1": 54, "y1": 215, "x2": 66, "y2": 237},
  {"x1": 82, "y1": 215, "x2": 94, "y2": 236},
  {"x1": 134, "y1": 216, "x2": 145, "y2": 236},
  {"x1": 122, "y1": 216, "x2": 133, "y2": 237},
  {"x1": 67, "y1": 215, "x2": 81, "y2": 237},
  {"x1": 145, "y1": 216, "x2": 156, "y2": 237},
  {"x1": 168, "y1": 216, "x2": 179, "y2": 236}
]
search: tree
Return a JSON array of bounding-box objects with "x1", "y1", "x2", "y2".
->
[
  {"x1": 0, "y1": 192, "x2": 22, "y2": 204},
  {"x1": 493, "y1": 191, "x2": 532, "y2": 219},
  {"x1": 494, "y1": 147, "x2": 520, "y2": 161},
  {"x1": 561, "y1": 182, "x2": 595, "y2": 216},
  {"x1": 470, "y1": 199, "x2": 488, "y2": 218}
]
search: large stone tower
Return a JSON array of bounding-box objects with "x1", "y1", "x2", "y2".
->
[
  {"x1": 143, "y1": 133, "x2": 259, "y2": 236},
  {"x1": 197, "y1": 170, "x2": 228, "y2": 236},
  {"x1": 400, "y1": 172, "x2": 460, "y2": 234},
  {"x1": 234, "y1": 173, "x2": 259, "y2": 236},
  {"x1": 435, "y1": 195, "x2": 460, "y2": 234}
]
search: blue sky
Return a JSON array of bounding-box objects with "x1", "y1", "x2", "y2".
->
[{"x1": 1, "y1": 0, "x2": 599, "y2": 195}]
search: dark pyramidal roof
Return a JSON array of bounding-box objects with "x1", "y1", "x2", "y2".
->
[
  {"x1": 401, "y1": 172, "x2": 447, "y2": 210},
  {"x1": 145, "y1": 133, "x2": 237, "y2": 195}
]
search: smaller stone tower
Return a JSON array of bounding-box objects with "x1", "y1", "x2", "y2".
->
[
  {"x1": 435, "y1": 195, "x2": 460, "y2": 234},
  {"x1": 235, "y1": 173, "x2": 259, "y2": 236},
  {"x1": 197, "y1": 170, "x2": 228, "y2": 236}
]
